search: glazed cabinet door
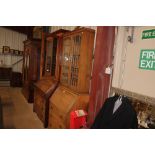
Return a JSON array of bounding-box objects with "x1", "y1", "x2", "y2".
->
[
  {"x1": 70, "y1": 34, "x2": 82, "y2": 91},
  {"x1": 60, "y1": 33, "x2": 82, "y2": 92},
  {"x1": 60, "y1": 37, "x2": 72, "y2": 86},
  {"x1": 44, "y1": 38, "x2": 53, "y2": 76}
]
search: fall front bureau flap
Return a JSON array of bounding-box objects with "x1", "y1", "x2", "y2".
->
[{"x1": 49, "y1": 85, "x2": 89, "y2": 128}]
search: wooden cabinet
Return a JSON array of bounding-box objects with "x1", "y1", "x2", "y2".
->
[
  {"x1": 22, "y1": 39, "x2": 41, "y2": 103},
  {"x1": 48, "y1": 28, "x2": 95, "y2": 128},
  {"x1": 60, "y1": 28, "x2": 95, "y2": 93},
  {"x1": 34, "y1": 30, "x2": 69, "y2": 127}
]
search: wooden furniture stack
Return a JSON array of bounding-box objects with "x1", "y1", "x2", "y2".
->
[
  {"x1": 48, "y1": 28, "x2": 95, "y2": 129},
  {"x1": 22, "y1": 39, "x2": 41, "y2": 103},
  {"x1": 33, "y1": 29, "x2": 69, "y2": 128}
]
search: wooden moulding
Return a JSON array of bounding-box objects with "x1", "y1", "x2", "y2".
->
[
  {"x1": 63, "y1": 27, "x2": 95, "y2": 38},
  {"x1": 48, "y1": 85, "x2": 89, "y2": 129}
]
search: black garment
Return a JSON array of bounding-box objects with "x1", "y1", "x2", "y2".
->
[{"x1": 91, "y1": 95, "x2": 138, "y2": 129}]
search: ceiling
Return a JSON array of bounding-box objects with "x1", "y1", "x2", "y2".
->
[{"x1": 3, "y1": 26, "x2": 34, "y2": 38}]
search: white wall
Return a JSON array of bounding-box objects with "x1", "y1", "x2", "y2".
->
[
  {"x1": 0, "y1": 27, "x2": 27, "y2": 72},
  {"x1": 112, "y1": 26, "x2": 155, "y2": 99}
]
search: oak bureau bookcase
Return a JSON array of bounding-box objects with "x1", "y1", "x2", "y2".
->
[
  {"x1": 48, "y1": 28, "x2": 95, "y2": 128},
  {"x1": 33, "y1": 29, "x2": 69, "y2": 128}
]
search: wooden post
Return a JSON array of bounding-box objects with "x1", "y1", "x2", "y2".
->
[{"x1": 88, "y1": 26, "x2": 115, "y2": 127}]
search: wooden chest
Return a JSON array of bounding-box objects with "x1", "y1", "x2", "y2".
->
[
  {"x1": 48, "y1": 86, "x2": 89, "y2": 129},
  {"x1": 34, "y1": 78, "x2": 58, "y2": 127}
]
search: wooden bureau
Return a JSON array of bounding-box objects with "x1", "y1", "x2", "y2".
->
[
  {"x1": 34, "y1": 77, "x2": 58, "y2": 127},
  {"x1": 48, "y1": 28, "x2": 95, "y2": 128},
  {"x1": 33, "y1": 29, "x2": 69, "y2": 127}
]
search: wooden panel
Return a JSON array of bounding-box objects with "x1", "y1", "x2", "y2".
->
[
  {"x1": 48, "y1": 111, "x2": 66, "y2": 129},
  {"x1": 50, "y1": 86, "x2": 78, "y2": 118},
  {"x1": 88, "y1": 27, "x2": 115, "y2": 126},
  {"x1": 44, "y1": 38, "x2": 53, "y2": 76},
  {"x1": 40, "y1": 32, "x2": 46, "y2": 78},
  {"x1": 77, "y1": 31, "x2": 94, "y2": 92},
  {"x1": 34, "y1": 88, "x2": 45, "y2": 122},
  {"x1": 48, "y1": 86, "x2": 89, "y2": 128},
  {"x1": 55, "y1": 36, "x2": 63, "y2": 81}
]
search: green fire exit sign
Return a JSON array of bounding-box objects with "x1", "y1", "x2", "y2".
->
[
  {"x1": 139, "y1": 49, "x2": 155, "y2": 70},
  {"x1": 142, "y1": 29, "x2": 155, "y2": 39}
]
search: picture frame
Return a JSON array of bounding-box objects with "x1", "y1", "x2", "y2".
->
[{"x1": 3, "y1": 46, "x2": 10, "y2": 54}]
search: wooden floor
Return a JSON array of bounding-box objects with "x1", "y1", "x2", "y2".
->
[{"x1": 0, "y1": 87, "x2": 43, "y2": 129}]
